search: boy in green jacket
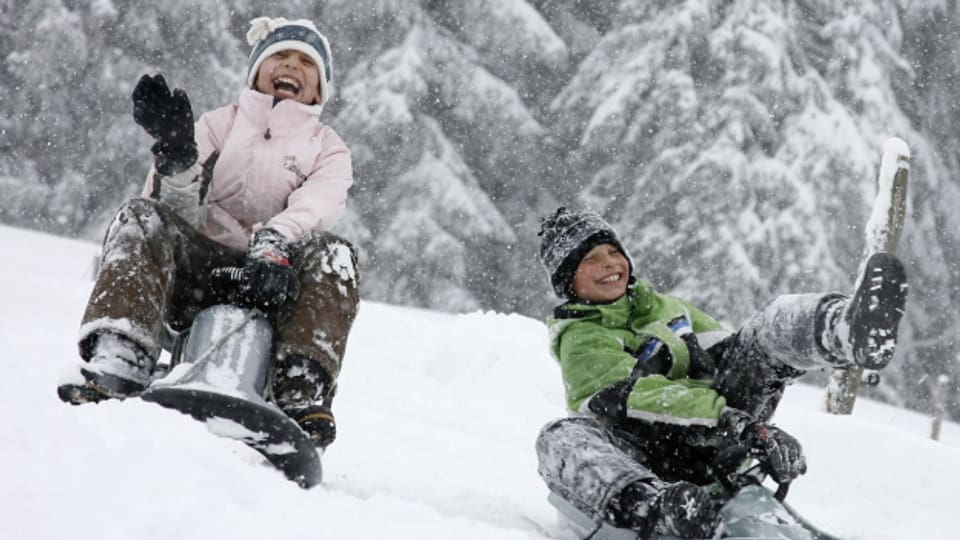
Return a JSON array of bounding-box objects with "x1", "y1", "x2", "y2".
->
[{"x1": 534, "y1": 207, "x2": 907, "y2": 539}]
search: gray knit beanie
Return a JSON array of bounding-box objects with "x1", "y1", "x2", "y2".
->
[{"x1": 538, "y1": 207, "x2": 633, "y2": 298}]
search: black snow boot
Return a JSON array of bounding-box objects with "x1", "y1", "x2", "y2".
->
[
  {"x1": 821, "y1": 252, "x2": 908, "y2": 370},
  {"x1": 285, "y1": 403, "x2": 337, "y2": 449},
  {"x1": 271, "y1": 353, "x2": 337, "y2": 448},
  {"x1": 656, "y1": 481, "x2": 722, "y2": 538},
  {"x1": 614, "y1": 480, "x2": 721, "y2": 539},
  {"x1": 59, "y1": 332, "x2": 155, "y2": 404}
]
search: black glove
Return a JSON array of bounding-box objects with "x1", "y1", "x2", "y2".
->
[
  {"x1": 630, "y1": 337, "x2": 671, "y2": 376},
  {"x1": 237, "y1": 228, "x2": 300, "y2": 311},
  {"x1": 132, "y1": 73, "x2": 198, "y2": 175},
  {"x1": 719, "y1": 409, "x2": 807, "y2": 484},
  {"x1": 587, "y1": 378, "x2": 634, "y2": 424},
  {"x1": 681, "y1": 333, "x2": 717, "y2": 378},
  {"x1": 741, "y1": 423, "x2": 807, "y2": 483}
]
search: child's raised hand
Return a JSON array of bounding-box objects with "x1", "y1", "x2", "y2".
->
[
  {"x1": 131, "y1": 73, "x2": 197, "y2": 175},
  {"x1": 132, "y1": 74, "x2": 191, "y2": 137}
]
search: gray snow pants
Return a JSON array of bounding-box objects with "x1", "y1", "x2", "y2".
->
[
  {"x1": 536, "y1": 292, "x2": 845, "y2": 523},
  {"x1": 79, "y1": 198, "x2": 360, "y2": 384}
]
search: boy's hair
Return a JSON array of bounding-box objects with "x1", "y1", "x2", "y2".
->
[
  {"x1": 538, "y1": 207, "x2": 634, "y2": 298},
  {"x1": 246, "y1": 17, "x2": 334, "y2": 107}
]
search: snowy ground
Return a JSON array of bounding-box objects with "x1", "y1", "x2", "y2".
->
[{"x1": 2, "y1": 223, "x2": 959, "y2": 540}]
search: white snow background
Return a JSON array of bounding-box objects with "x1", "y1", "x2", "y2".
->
[{"x1": 2, "y1": 223, "x2": 959, "y2": 540}]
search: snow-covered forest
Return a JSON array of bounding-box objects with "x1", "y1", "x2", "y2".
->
[{"x1": 2, "y1": 2, "x2": 960, "y2": 419}]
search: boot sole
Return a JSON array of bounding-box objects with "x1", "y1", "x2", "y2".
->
[
  {"x1": 849, "y1": 253, "x2": 908, "y2": 370},
  {"x1": 57, "y1": 368, "x2": 149, "y2": 405},
  {"x1": 57, "y1": 380, "x2": 111, "y2": 405},
  {"x1": 288, "y1": 406, "x2": 337, "y2": 448}
]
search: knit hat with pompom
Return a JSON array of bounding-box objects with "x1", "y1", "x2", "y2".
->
[
  {"x1": 246, "y1": 16, "x2": 334, "y2": 106},
  {"x1": 538, "y1": 207, "x2": 634, "y2": 298}
]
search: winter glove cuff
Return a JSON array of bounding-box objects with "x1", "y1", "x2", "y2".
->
[
  {"x1": 249, "y1": 227, "x2": 293, "y2": 263},
  {"x1": 717, "y1": 407, "x2": 754, "y2": 441},
  {"x1": 238, "y1": 228, "x2": 299, "y2": 311},
  {"x1": 153, "y1": 140, "x2": 198, "y2": 176}
]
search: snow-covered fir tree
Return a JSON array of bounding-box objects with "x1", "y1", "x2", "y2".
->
[
  {"x1": 0, "y1": 0, "x2": 243, "y2": 236},
  {"x1": 326, "y1": 1, "x2": 533, "y2": 311}
]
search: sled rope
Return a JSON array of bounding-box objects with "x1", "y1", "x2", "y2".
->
[{"x1": 169, "y1": 309, "x2": 262, "y2": 384}]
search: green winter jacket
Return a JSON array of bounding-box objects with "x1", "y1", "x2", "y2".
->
[{"x1": 548, "y1": 279, "x2": 730, "y2": 427}]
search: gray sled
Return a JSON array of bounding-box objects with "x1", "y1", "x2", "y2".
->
[
  {"x1": 141, "y1": 302, "x2": 322, "y2": 489},
  {"x1": 549, "y1": 476, "x2": 841, "y2": 540}
]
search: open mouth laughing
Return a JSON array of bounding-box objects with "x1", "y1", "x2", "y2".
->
[
  {"x1": 598, "y1": 273, "x2": 623, "y2": 285},
  {"x1": 272, "y1": 76, "x2": 302, "y2": 98}
]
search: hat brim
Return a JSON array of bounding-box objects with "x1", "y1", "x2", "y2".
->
[{"x1": 552, "y1": 230, "x2": 633, "y2": 298}]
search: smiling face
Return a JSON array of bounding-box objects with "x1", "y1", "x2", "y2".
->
[
  {"x1": 571, "y1": 243, "x2": 630, "y2": 303},
  {"x1": 254, "y1": 49, "x2": 322, "y2": 105}
]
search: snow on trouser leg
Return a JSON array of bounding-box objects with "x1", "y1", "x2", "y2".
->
[
  {"x1": 274, "y1": 230, "x2": 359, "y2": 381},
  {"x1": 69, "y1": 198, "x2": 246, "y2": 404},
  {"x1": 272, "y1": 353, "x2": 338, "y2": 448},
  {"x1": 68, "y1": 199, "x2": 186, "y2": 404},
  {"x1": 78, "y1": 198, "x2": 181, "y2": 361},
  {"x1": 535, "y1": 417, "x2": 657, "y2": 527},
  {"x1": 272, "y1": 230, "x2": 359, "y2": 447},
  {"x1": 77, "y1": 198, "x2": 245, "y2": 363},
  {"x1": 713, "y1": 292, "x2": 842, "y2": 419}
]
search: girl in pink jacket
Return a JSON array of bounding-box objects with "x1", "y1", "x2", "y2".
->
[{"x1": 60, "y1": 17, "x2": 357, "y2": 450}]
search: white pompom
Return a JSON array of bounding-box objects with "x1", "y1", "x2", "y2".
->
[{"x1": 246, "y1": 16, "x2": 280, "y2": 46}]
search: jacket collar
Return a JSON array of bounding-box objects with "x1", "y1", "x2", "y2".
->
[
  {"x1": 237, "y1": 88, "x2": 324, "y2": 132},
  {"x1": 553, "y1": 278, "x2": 657, "y2": 327}
]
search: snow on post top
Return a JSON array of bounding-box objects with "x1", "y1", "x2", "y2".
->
[
  {"x1": 883, "y1": 137, "x2": 910, "y2": 163},
  {"x1": 879, "y1": 137, "x2": 909, "y2": 191},
  {"x1": 865, "y1": 137, "x2": 909, "y2": 254}
]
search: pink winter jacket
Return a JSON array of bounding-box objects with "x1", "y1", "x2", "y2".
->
[{"x1": 144, "y1": 88, "x2": 353, "y2": 251}]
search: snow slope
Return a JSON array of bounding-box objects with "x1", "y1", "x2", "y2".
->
[{"x1": 1, "y1": 223, "x2": 958, "y2": 540}]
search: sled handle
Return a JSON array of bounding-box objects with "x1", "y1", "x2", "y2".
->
[
  {"x1": 712, "y1": 447, "x2": 791, "y2": 502},
  {"x1": 211, "y1": 266, "x2": 244, "y2": 285}
]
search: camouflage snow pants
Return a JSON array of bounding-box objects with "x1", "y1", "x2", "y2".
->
[
  {"x1": 536, "y1": 292, "x2": 845, "y2": 522},
  {"x1": 79, "y1": 198, "x2": 360, "y2": 386}
]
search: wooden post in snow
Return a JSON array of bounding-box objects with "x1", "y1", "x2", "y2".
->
[
  {"x1": 931, "y1": 375, "x2": 949, "y2": 441},
  {"x1": 824, "y1": 138, "x2": 909, "y2": 415}
]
